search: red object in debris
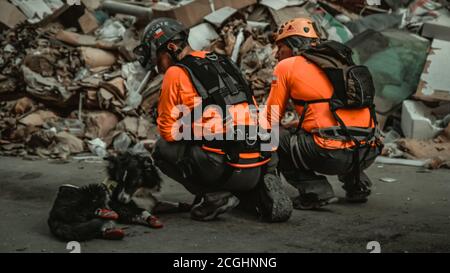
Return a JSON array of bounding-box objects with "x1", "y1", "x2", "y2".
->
[
  {"x1": 147, "y1": 215, "x2": 164, "y2": 229},
  {"x1": 103, "y1": 228, "x2": 125, "y2": 240},
  {"x1": 95, "y1": 208, "x2": 119, "y2": 220}
]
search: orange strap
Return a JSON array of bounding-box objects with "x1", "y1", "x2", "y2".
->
[
  {"x1": 201, "y1": 145, "x2": 270, "y2": 168},
  {"x1": 227, "y1": 158, "x2": 271, "y2": 169},
  {"x1": 201, "y1": 145, "x2": 260, "y2": 159}
]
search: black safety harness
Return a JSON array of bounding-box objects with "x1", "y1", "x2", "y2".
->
[{"x1": 174, "y1": 52, "x2": 271, "y2": 181}]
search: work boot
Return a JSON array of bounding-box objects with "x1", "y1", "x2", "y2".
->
[
  {"x1": 339, "y1": 171, "x2": 372, "y2": 203},
  {"x1": 290, "y1": 175, "x2": 337, "y2": 210},
  {"x1": 190, "y1": 192, "x2": 240, "y2": 221},
  {"x1": 257, "y1": 173, "x2": 293, "y2": 222}
]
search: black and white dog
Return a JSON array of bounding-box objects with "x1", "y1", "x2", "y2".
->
[{"x1": 48, "y1": 152, "x2": 191, "y2": 242}]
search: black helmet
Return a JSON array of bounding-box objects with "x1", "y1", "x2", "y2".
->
[{"x1": 134, "y1": 18, "x2": 188, "y2": 70}]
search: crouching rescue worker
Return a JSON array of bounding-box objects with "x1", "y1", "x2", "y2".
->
[
  {"x1": 262, "y1": 18, "x2": 383, "y2": 209},
  {"x1": 134, "y1": 18, "x2": 292, "y2": 222}
]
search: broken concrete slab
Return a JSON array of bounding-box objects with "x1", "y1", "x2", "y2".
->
[
  {"x1": 204, "y1": 7, "x2": 238, "y2": 28},
  {"x1": 415, "y1": 39, "x2": 450, "y2": 102},
  {"x1": 189, "y1": 23, "x2": 220, "y2": 51},
  {"x1": 401, "y1": 100, "x2": 444, "y2": 140}
]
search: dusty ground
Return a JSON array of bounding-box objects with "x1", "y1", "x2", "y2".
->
[{"x1": 0, "y1": 155, "x2": 449, "y2": 253}]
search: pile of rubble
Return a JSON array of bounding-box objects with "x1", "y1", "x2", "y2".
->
[{"x1": 0, "y1": 0, "x2": 449, "y2": 168}]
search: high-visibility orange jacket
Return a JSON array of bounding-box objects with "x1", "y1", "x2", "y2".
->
[
  {"x1": 262, "y1": 55, "x2": 374, "y2": 150},
  {"x1": 157, "y1": 51, "x2": 257, "y2": 142}
]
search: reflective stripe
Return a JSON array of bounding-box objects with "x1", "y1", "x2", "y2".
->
[
  {"x1": 239, "y1": 153, "x2": 260, "y2": 159},
  {"x1": 202, "y1": 145, "x2": 225, "y2": 155},
  {"x1": 227, "y1": 158, "x2": 271, "y2": 169},
  {"x1": 202, "y1": 145, "x2": 261, "y2": 160}
]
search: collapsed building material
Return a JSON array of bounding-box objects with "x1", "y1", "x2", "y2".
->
[
  {"x1": 152, "y1": 0, "x2": 213, "y2": 28},
  {"x1": 1, "y1": 0, "x2": 449, "y2": 162},
  {"x1": 22, "y1": 65, "x2": 76, "y2": 105},
  {"x1": 421, "y1": 9, "x2": 450, "y2": 41},
  {"x1": 204, "y1": 7, "x2": 239, "y2": 28},
  {"x1": 19, "y1": 110, "x2": 58, "y2": 127},
  {"x1": 346, "y1": 29, "x2": 430, "y2": 115},
  {"x1": 0, "y1": 1, "x2": 27, "y2": 30},
  {"x1": 415, "y1": 39, "x2": 450, "y2": 102},
  {"x1": 79, "y1": 47, "x2": 117, "y2": 68},
  {"x1": 55, "y1": 30, "x2": 116, "y2": 50},
  {"x1": 101, "y1": 0, "x2": 153, "y2": 22},
  {"x1": 11, "y1": 0, "x2": 65, "y2": 24},
  {"x1": 189, "y1": 23, "x2": 220, "y2": 51},
  {"x1": 78, "y1": 10, "x2": 100, "y2": 34},
  {"x1": 212, "y1": 0, "x2": 257, "y2": 10},
  {"x1": 84, "y1": 111, "x2": 119, "y2": 140},
  {"x1": 401, "y1": 100, "x2": 445, "y2": 140}
]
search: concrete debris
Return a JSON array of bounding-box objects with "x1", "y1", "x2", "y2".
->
[
  {"x1": 0, "y1": 0, "x2": 449, "y2": 165},
  {"x1": 401, "y1": 100, "x2": 446, "y2": 140},
  {"x1": 205, "y1": 7, "x2": 239, "y2": 28},
  {"x1": 189, "y1": 23, "x2": 220, "y2": 51},
  {"x1": 87, "y1": 138, "x2": 107, "y2": 158},
  {"x1": 380, "y1": 177, "x2": 398, "y2": 183}
]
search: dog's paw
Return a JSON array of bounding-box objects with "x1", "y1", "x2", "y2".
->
[
  {"x1": 95, "y1": 208, "x2": 119, "y2": 220},
  {"x1": 102, "y1": 228, "x2": 125, "y2": 240},
  {"x1": 147, "y1": 215, "x2": 164, "y2": 229},
  {"x1": 101, "y1": 221, "x2": 125, "y2": 240}
]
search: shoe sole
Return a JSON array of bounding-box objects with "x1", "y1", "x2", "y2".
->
[
  {"x1": 191, "y1": 196, "x2": 240, "y2": 222},
  {"x1": 263, "y1": 176, "x2": 293, "y2": 222}
]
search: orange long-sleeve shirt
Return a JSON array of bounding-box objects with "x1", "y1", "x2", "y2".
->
[
  {"x1": 262, "y1": 55, "x2": 373, "y2": 150},
  {"x1": 157, "y1": 51, "x2": 257, "y2": 142}
]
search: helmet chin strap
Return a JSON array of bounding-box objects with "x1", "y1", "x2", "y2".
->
[{"x1": 167, "y1": 42, "x2": 184, "y2": 62}]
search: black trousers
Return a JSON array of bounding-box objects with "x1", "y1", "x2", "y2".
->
[
  {"x1": 277, "y1": 128, "x2": 379, "y2": 187},
  {"x1": 153, "y1": 138, "x2": 277, "y2": 196}
]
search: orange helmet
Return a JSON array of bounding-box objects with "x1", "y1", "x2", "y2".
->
[{"x1": 275, "y1": 18, "x2": 320, "y2": 42}]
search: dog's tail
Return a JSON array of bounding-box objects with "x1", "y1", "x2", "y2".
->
[{"x1": 48, "y1": 218, "x2": 108, "y2": 242}]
